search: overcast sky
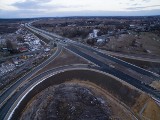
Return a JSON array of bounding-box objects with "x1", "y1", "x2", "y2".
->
[{"x1": 0, "y1": 0, "x2": 160, "y2": 18}]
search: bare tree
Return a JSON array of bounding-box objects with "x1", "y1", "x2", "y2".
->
[{"x1": 6, "y1": 39, "x2": 13, "y2": 50}]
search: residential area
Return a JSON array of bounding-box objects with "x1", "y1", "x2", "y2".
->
[
  {"x1": 0, "y1": 16, "x2": 160, "y2": 120},
  {"x1": 33, "y1": 16, "x2": 160, "y2": 55},
  {"x1": 0, "y1": 23, "x2": 52, "y2": 90}
]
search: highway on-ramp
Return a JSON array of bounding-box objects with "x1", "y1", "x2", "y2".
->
[
  {"x1": 26, "y1": 23, "x2": 160, "y2": 79},
  {"x1": 0, "y1": 44, "x2": 62, "y2": 109},
  {"x1": 0, "y1": 64, "x2": 99, "y2": 120},
  {"x1": 25, "y1": 23, "x2": 160, "y2": 99}
]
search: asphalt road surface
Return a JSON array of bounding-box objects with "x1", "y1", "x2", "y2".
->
[
  {"x1": 25, "y1": 23, "x2": 160, "y2": 99},
  {"x1": 0, "y1": 45, "x2": 62, "y2": 108},
  {"x1": 0, "y1": 22, "x2": 159, "y2": 120}
]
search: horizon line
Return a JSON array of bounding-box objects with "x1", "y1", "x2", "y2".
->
[{"x1": 1, "y1": 15, "x2": 160, "y2": 19}]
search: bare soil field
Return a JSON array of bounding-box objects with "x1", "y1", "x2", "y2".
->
[
  {"x1": 13, "y1": 69, "x2": 160, "y2": 120},
  {"x1": 20, "y1": 80, "x2": 160, "y2": 120},
  {"x1": 151, "y1": 81, "x2": 160, "y2": 90},
  {"x1": 142, "y1": 98, "x2": 160, "y2": 120},
  {"x1": 32, "y1": 48, "x2": 89, "y2": 78},
  {"x1": 101, "y1": 32, "x2": 160, "y2": 56},
  {"x1": 116, "y1": 55, "x2": 160, "y2": 76},
  {"x1": 20, "y1": 82, "x2": 135, "y2": 120},
  {"x1": 133, "y1": 93, "x2": 160, "y2": 120}
]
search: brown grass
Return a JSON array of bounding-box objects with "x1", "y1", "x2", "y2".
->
[
  {"x1": 132, "y1": 94, "x2": 150, "y2": 114},
  {"x1": 34, "y1": 48, "x2": 89, "y2": 76},
  {"x1": 151, "y1": 81, "x2": 160, "y2": 90},
  {"x1": 102, "y1": 32, "x2": 160, "y2": 56},
  {"x1": 142, "y1": 98, "x2": 160, "y2": 120},
  {"x1": 132, "y1": 93, "x2": 160, "y2": 120}
]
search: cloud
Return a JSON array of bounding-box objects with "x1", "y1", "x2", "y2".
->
[
  {"x1": 12, "y1": 0, "x2": 84, "y2": 12},
  {"x1": 13, "y1": 1, "x2": 39, "y2": 9},
  {"x1": 13, "y1": 0, "x2": 52, "y2": 9},
  {"x1": 0, "y1": 4, "x2": 18, "y2": 11},
  {"x1": 131, "y1": 3, "x2": 141, "y2": 6},
  {"x1": 0, "y1": 0, "x2": 160, "y2": 18},
  {"x1": 127, "y1": 5, "x2": 160, "y2": 10},
  {"x1": 142, "y1": 0, "x2": 151, "y2": 2}
]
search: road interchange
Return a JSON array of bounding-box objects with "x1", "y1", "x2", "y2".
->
[{"x1": 0, "y1": 22, "x2": 160, "y2": 120}]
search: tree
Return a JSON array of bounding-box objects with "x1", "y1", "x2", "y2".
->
[
  {"x1": 6, "y1": 40, "x2": 13, "y2": 50},
  {"x1": 6, "y1": 39, "x2": 19, "y2": 54},
  {"x1": 86, "y1": 39, "x2": 95, "y2": 46},
  {"x1": 17, "y1": 36, "x2": 24, "y2": 42}
]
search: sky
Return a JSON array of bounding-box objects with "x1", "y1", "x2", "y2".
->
[{"x1": 0, "y1": 0, "x2": 160, "y2": 18}]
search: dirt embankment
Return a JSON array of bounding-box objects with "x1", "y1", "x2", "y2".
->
[
  {"x1": 20, "y1": 83, "x2": 112, "y2": 120},
  {"x1": 117, "y1": 56, "x2": 160, "y2": 75},
  {"x1": 15, "y1": 70, "x2": 160, "y2": 120},
  {"x1": 20, "y1": 82, "x2": 136, "y2": 120}
]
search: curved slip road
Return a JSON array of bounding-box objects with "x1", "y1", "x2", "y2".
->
[
  {"x1": 0, "y1": 64, "x2": 99, "y2": 120},
  {"x1": 0, "y1": 44, "x2": 62, "y2": 109},
  {"x1": 25, "y1": 23, "x2": 160, "y2": 99}
]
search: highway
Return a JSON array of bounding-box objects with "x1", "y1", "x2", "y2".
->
[
  {"x1": 0, "y1": 22, "x2": 160, "y2": 120},
  {"x1": 65, "y1": 45, "x2": 160, "y2": 96},
  {"x1": 100, "y1": 50, "x2": 160, "y2": 63},
  {"x1": 71, "y1": 42, "x2": 160, "y2": 79},
  {"x1": 26, "y1": 23, "x2": 160, "y2": 80},
  {"x1": 25, "y1": 22, "x2": 160, "y2": 96},
  {"x1": 0, "y1": 44, "x2": 62, "y2": 108}
]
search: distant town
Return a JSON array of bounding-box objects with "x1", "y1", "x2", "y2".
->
[{"x1": 33, "y1": 16, "x2": 160, "y2": 54}]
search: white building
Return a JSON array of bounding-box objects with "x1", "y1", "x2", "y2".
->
[
  {"x1": 89, "y1": 29, "x2": 99, "y2": 39},
  {"x1": 0, "y1": 63, "x2": 16, "y2": 76}
]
